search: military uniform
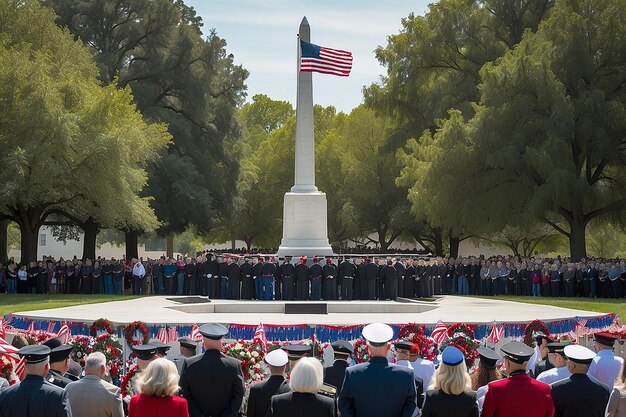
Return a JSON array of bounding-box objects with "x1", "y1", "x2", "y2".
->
[
  {"x1": 42, "y1": 338, "x2": 74, "y2": 389},
  {"x1": 324, "y1": 340, "x2": 353, "y2": 393},
  {"x1": 339, "y1": 258, "x2": 356, "y2": 301},
  {"x1": 46, "y1": 369, "x2": 73, "y2": 389},
  {"x1": 295, "y1": 259, "x2": 310, "y2": 300},
  {"x1": 240, "y1": 259, "x2": 254, "y2": 300},
  {"x1": 248, "y1": 375, "x2": 285, "y2": 417},
  {"x1": 589, "y1": 333, "x2": 624, "y2": 390},
  {"x1": 279, "y1": 258, "x2": 295, "y2": 301},
  {"x1": 179, "y1": 324, "x2": 244, "y2": 417},
  {"x1": 322, "y1": 260, "x2": 338, "y2": 301}
]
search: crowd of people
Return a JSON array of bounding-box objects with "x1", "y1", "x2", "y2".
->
[
  {"x1": 0, "y1": 322, "x2": 625, "y2": 417},
  {"x1": 1, "y1": 253, "x2": 625, "y2": 300}
]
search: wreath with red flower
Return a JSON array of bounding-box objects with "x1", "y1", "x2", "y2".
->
[
  {"x1": 353, "y1": 339, "x2": 370, "y2": 363},
  {"x1": 90, "y1": 318, "x2": 114, "y2": 337},
  {"x1": 123, "y1": 321, "x2": 149, "y2": 347},
  {"x1": 523, "y1": 320, "x2": 550, "y2": 347},
  {"x1": 70, "y1": 336, "x2": 92, "y2": 367},
  {"x1": 446, "y1": 323, "x2": 475, "y2": 339},
  {"x1": 0, "y1": 355, "x2": 13, "y2": 381},
  {"x1": 22, "y1": 330, "x2": 52, "y2": 345},
  {"x1": 398, "y1": 323, "x2": 425, "y2": 340},
  {"x1": 222, "y1": 339, "x2": 266, "y2": 385},
  {"x1": 120, "y1": 364, "x2": 138, "y2": 397},
  {"x1": 403, "y1": 334, "x2": 437, "y2": 362},
  {"x1": 91, "y1": 333, "x2": 123, "y2": 383},
  {"x1": 440, "y1": 333, "x2": 480, "y2": 365}
]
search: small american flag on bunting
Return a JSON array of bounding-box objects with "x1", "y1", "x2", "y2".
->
[
  {"x1": 57, "y1": 323, "x2": 70, "y2": 344},
  {"x1": 0, "y1": 318, "x2": 5, "y2": 340},
  {"x1": 300, "y1": 40, "x2": 352, "y2": 77},
  {"x1": 488, "y1": 321, "x2": 504, "y2": 345},
  {"x1": 190, "y1": 324, "x2": 202, "y2": 342},
  {"x1": 157, "y1": 327, "x2": 168, "y2": 344},
  {"x1": 168, "y1": 326, "x2": 178, "y2": 342},
  {"x1": 253, "y1": 323, "x2": 268, "y2": 353},
  {"x1": 431, "y1": 320, "x2": 449, "y2": 345}
]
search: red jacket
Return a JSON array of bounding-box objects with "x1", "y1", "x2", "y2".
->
[
  {"x1": 129, "y1": 394, "x2": 189, "y2": 417},
  {"x1": 481, "y1": 372, "x2": 554, "y2": 417}
]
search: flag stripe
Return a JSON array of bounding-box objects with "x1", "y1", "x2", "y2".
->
[{"x1": 301, "y1": 58, "x2": 352, "y2": 71}]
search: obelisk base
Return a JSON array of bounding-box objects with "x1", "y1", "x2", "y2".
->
[{"x1": 277, "y1": 191, "x2": 334, "y2": 257}]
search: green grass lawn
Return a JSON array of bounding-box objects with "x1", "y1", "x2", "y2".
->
[
  {"x1": 489, "y1": 296, "x2": 626, "y2": 319},
  {"x1": 0, "y1": 294, "x2": 138, "y2": 317}
]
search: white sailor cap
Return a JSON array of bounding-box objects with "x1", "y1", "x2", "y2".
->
[
  {"x1": 265, "y1": 349, "x2": 288, "y2": 367},
  {"x1": 362, "y1": 323, "x2": 394, "y2": 347},
  {"x1": 564, "y1": 344, "x2": 596, "y2": 365}
]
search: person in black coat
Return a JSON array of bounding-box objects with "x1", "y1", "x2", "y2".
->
[
  {"x1": 179, "y1": 323, "x2": 244, "y2": 417},
  {"x1": 226, "y1": 257, "x2": 241, "y2": 300},
  {"x1": 194, "y1": 259, "x2": 204, "y2": 296},
  {"x1": 421, "y1": 346, "x2": 479, "y2": 417},
  {"x1": 217, "y1": 256, "x2": 228, "y2": 299},
  {"x1": 550, "y1": 344, "x2": 610, "y2": 417},
  {"x1": 260, "y1": 256, "x2": 277, "y2": 301},
  {"x1": 362, "y1": 257, "x2": 376, "y2": 300},
  {"x1": 395, "y1": 258, "x2": 406, "y2": 298},
  {"x1": 203, "y1": 254, "x2": 217, "y2": 298},
  {"x1": 339, "y1": 257, "x2": 356, "y2": 301},
  {"x1": 295, "y1": 257, "x2": 310, "y2": 301},
  {"x1": 184, "y1": 258, "x2": 196, "y2": 295},
  {"x1": 324, "y1": 340, "x2": 352, "y2": 393},
  {"x1": 0, "y1": 345, "x2": 72, "y2": 417},
  {"x1": 309, "y1": 257, "x2": 323, "y2": 301},
  {"x1": 267, "y1": 357, "x2": 335, "y2": 417},
  {"x1": 251, "y1": 256, "x2": 264, "y2": 300},
  {"x1": 279, "y1": 256, "x2": 295, "y2": 301},
  {"x1": 355, "y1": 257, "x2": 366, "y2": 300},
  {"x1": 322, "y1": 258, "x2": 338, "y2": 300},
  {"x1": 339, "y1": 323, "x2": 417, "y2": 417},
  {"x1": 240, "y1": 257, "x2": 254, "y2": 300},
  {"x1": 382, "y1": 260, "x2": 398, "y2": 301},
  {"x1": 247, "y1": 349, "x2": 288, "y2": 417}
]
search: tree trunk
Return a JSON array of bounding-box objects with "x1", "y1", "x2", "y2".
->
[
  {"x1": 449, "y1": 235, "x2": 460, "y2": 258},
  {"x1": 231, "y1": 239, "x2": 236, "y2": 251},
  {"x1": 82, "y1": 217, "x2": 98, "y2": 261},
  {"x1": 0, "y1": 220, "x2": 8, "y2": 263},
  {"x1": 245, "y1": 240, "x2": 252, "y2": 251},
  {"x1": 125, "y1": 229, "x2": 139, "y2": 260},
  {"x1": 568, "y1": 219, "x2": 587, "y2": 261},
  {"x1": 433, "y1": 228, "x2": 444, "y2": 257},
  {"x1": 19, "y1": 222, "x2": 39, "y2": 264},
  {"x1": 166, "y1": 233, "x2": 174, "y2": 258}
]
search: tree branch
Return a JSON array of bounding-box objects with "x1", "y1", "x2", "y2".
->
[{"x1": 544, "y1": 218, "x2": 570, "y2": 237}]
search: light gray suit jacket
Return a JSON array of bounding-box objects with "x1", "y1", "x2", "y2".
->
[{"x1": 65, "y1": 374, "x2": 124, "y2": 417}]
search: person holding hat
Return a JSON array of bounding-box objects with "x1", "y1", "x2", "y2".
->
[
  {"x1": 172, "y1": 337, "x2": 197, "y2": 374},
  {"x1": 589, "y1": 332, "x2": 624, "y2": 389},
  {"x1": 551, "y1": 344, "x2": 610, "y2": 417},
  {"x1": 338, "y1": 323, "x2": 417, "y2": 417},
  {"x1": 295, "y1": 256, "x2": 310, "y2": 301},
  {"x1": 536, "y1": 342, "x2": 572, "y2": 385},
  {"x1": 482, "y1": 341, "x2": 555, "y2": 417},
  {"x1": 606, "y1": 354, "x2": 626, "y2": 417},
  {"x1": 0, "y1": 345, "x2": 72, "y2": 417},
  {"x1": 473, "y1": 347, "x2": 502, "y2": 415},
  {"x1": 42, "y1": 337, "x2": 74, "y2": 388},
  {"x1": 324, "y1": 340, "x2": 353, "y2": 393},
  {"x1": 179, "y1": 323, "x2": 244, "y2": 417},
  {"x1": 422, "y1": 346, "x2": 479, "y2": 417},
  {"x1": 247, "y1": 349, "x2": 288, "y2": 417}
]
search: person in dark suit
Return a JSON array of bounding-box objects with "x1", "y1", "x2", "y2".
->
[
  {"x1": 251, "y1": 256, "x2": 263, "y2": 300},
  {"x1": 267, "y1": 357, "x2": 335, "y2": 417},
  {"x1": 278, "y1": 344, "x2": 312, "y2": 394},
  {"x1": 247, "y1": 349, "x2": 288, "y2": 417},
  {"x1": 324, "y1": 340, "x2": 353, "y2": 393},
  {"x1": 382, "y1": 260, "x2": 398, "y2": 301},
  {"x1": 322, "y1": 258, "x2": 338, "y2": 301},
  {"x1": 179, "y1": 323, "x2": 244, "y2": 417},
  {"x1": 482, "y1": 341, "x2": 555, "y2": 417},
  {"x1": 309, "y1": 257, "x2": 323, "y2": 301},
  {"x1": 551, "y1": 344, "x2": 610, "y2": 417},
  {"x1": 279, "y1": 256, "x2": 295, "y2": 301},
  {"x1": 364, "y1": 257, "x2": 378, "y2": 300},
  {"x1": 422, "y1": 346, "x2": 478, "y2": 417},
  {"x1": 240, "y1": 257, "x2": 254, "y2": 300},
  {"x1": 171, "y1": 337, "x2": 197, "y2": 375},
  {"x1": 226, "y1": 257, "x2": 241, "y2": 299},
  {"x1": 42, "y1": 338, "x2": 74, "y2": 388},
  {"x1": 295, "y1": 257, "x2": 310, "y2": 301},
  {"x1": 0, "y1": 345, "x2": 72, "y2": 417},
  {"x1": 338, "y1": 323, "x2": 417, "y2": 417}
]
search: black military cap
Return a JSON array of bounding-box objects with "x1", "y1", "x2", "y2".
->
[
  {"x1": 500, "y1": 341, "x2": 534, "y2": 364},
  {"x1": 477, "y1": 347, "x2": 501, "y2": 369},
  {"x1": 594, "y1": 332, "x2": 617, "y2": 347},
  {"x1": 198, "y1": 323, "x2": 229, "y2": 340},
  {"x1": 43, "y1": 338, "x2": 73, "y2": 363},
  {"x1": 546, "y1": 342, "x2": 570, "y2": 357},
  {"x1": 178, "y1": 337, "x2": 197, "y2": 350},
  {"x1": 149, "y1": 339, "x2": 171, "y2": 355},
  {"x1": 331, "y1": 340, "x2": 353, "y2": 356},
  {"x1": 534, "y1": 333, "x2": 552, "y2": 345},
  {"x1": 19, "y1": 345, "x2": 51, "y2": 364},
  {"x1": 132, "y1": 344, "x2": 158, "y2": 361},
  {"x1": 283, "y1": 344, "x2": 311, "y2": 360},
  {"x1": 393, "y1": 340, "x2": 414, "y2": 352}
]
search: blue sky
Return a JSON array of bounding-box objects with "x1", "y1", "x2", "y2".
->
[{"x1": 187, "y1": 0, "x2": 431, "y2": 113}]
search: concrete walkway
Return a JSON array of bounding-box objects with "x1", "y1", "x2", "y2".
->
[{"x1": 13, "y1": 296, "x2": 606, "y2": 326}]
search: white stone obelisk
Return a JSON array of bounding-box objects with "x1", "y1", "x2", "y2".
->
[{"x1": 277, "y1": 17, "x2": 333, "y2": 257}]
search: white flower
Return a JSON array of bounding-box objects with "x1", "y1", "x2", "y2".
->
[{"x1": 251, "y1": 351, "x2": 259, "y2": 357}]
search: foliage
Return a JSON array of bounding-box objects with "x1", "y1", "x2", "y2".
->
[{"x1": 0, "y1": 294, "x2": 137, "y2": 317}]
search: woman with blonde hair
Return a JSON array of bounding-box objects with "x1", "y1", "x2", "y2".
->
[
  {"x1": 129, "y1": 358, "x2": 188, "y2": 417},
  {"x1": 267, "y1": 357, "x2": 335, "y2": 417},
  {"x1": 606, "y1": 356, "x2": 626, "y2": 417},
  {"x1": 422, "y1": 346, "x2": 478, "y2": 417}
]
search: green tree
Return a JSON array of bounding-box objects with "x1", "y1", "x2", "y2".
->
[
  {"x1": 46, "y1": 0, "x2": 248, "y2": 258},
  {"x1": 0, "y1": 0, "x2": 170, "y2": 263}
]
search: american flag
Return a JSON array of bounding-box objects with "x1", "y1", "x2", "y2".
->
[
  {"x1": 253, "y1": 323, "x2": 268, "y2": 353},
  {"x1": 47, "y1": 321, "x2": 55, "y2": 334},
  {"x1": 57, "y1": 323, "x2": 71, "y2": 344},
  {"x1": 190, "y1": 324, "x2": 202, "y2": 342},
  {"x1": 0, "y1": 318, "x2": 5, "y2": 340},
  {"x1": 300, "y1": 40, "x2": 352, "y2": 77},
  {"x1": 14, "y1": 355, "x2": 25, "y2": 381},
  {"x1": 168, "y1": 326, "x2": 178, "y2": 342},
  {"x1": 157, "y1": 327, "x2": 168, "y2": 344},
  {"x1": 27, "y1": 321, "x2": 35, "y2": 333},
  {"x1": 0, "y1": 337, "x2": 18, "y2": 354},
  {"x1": 488, "y1": 321, "x2": 504, "y2": 345},
  {"x1": 431, "y1": 321, "x2": 449, "y2": 345}
]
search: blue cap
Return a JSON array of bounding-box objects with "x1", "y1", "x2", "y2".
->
[{"x1": 441, "y1": 346, "x2": 464, "y2": 366}]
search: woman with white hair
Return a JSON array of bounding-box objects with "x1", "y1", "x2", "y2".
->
[
  {"x1": 422, "y1": 346, "x2": 479, "y2": 417},
  {"x1": 267, "y1": 357, "x2": 335, "y2": 417},
  {"x1": 129, "y1": 358, "x2": 188, "y2": 417}
]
